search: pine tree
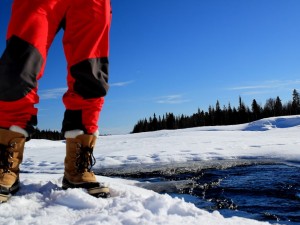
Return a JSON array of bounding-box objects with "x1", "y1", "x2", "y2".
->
[
  {"x1": 166, "y1": 113, "x2": 176, "y2": 129},
  {"x1": 264, "y1": 98, "x2": 275, "y2": 117},
  {"x1": 292, "y1": 89, "x2": 300, "y2": 114},
  {"x1": 251, "y1": 99, "x2": 261, "y2": 120},
  {"x1": 274, "y1": 96, "x2": 283, "y2": 116},
  {"x1": 238, "y1": 96, "x2": 247, "y2": 123},
  {"x1": 215, "y1": 100, "x2": 222, "y2": 125}
]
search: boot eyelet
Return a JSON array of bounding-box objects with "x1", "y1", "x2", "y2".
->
[
  {"x1": 9, "y1": 142, "x2": 17, "y2": 148},
  {"x1": 76, "y1": 143, "x2": 82, "y2": 148}
]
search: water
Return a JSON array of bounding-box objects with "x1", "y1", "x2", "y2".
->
[
  {"x1": 166, "y1": 164, "x2": 300, "y2": 224},
  {"x1": 101, "y1": 162, "x2": 300, "y2": 224}
]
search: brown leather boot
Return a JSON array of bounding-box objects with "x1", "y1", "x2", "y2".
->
[
  {"x1": 0, "y1": 128, "x2": 26, "y2": 202},
  {"x1": 62, "y1": 132, "x2": 110, "y2": 198}
]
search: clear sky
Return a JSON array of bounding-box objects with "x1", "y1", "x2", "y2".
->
[{"x1": 1, "y1": 0, "x2": 300, "y2": 134}]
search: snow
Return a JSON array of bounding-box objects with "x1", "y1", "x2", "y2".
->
[{"x1": 2, "y1": 115, "x2": 300, "y2": 225}]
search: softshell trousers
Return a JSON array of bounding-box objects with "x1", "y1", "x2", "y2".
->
[{"x1": 0, "y1": 0, "x2": 112, "y2": 135}]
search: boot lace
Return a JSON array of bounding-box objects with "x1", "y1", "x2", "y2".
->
[
  {"x1": 75, "y1": 144, "x2": 96, "y2": 173},
  {"x1": 0, "y1": 143, "x2": 15, "y2": 173}
]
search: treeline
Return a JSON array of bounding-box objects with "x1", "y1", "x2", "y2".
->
[
  {"x1": 31, "y1": 129, "x2": 111, "y2": 140},
  {"x1": 132, "y1": 89, "x2": 300, "y2": 133},
  {"x1": 31, "y1": 128, "x2": 64, "y2": 140}
]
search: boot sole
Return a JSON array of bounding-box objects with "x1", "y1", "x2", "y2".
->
[
  {"x1": 0, "y1": 193, "x2": 10, "y2": 203},
  {"x1": 62, "y1": 177, "x2": 110, "y2": 198},
  {"x1": 0, "y1": 179, "x2": 20, "y2": 203}
]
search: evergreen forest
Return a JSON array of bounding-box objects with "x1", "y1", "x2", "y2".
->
[
  {"x1": 31, "y1": 128, "x2": 64, "y2": 140},
  {"x1": 131, "y1": 89, "x2": 300, "y2": 133}
]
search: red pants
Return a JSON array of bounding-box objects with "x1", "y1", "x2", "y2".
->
[{"x1": 0, "y1": 0, "x2": 111, "y2": 135}]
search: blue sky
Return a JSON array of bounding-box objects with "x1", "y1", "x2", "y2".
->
[{"x1": 1, "y1": 0, "x2": 300, "y2": 134}]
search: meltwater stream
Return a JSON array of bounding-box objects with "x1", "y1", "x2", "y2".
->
[{"x1": 99, "y1": 161, "x2": 300, "y2": 224}]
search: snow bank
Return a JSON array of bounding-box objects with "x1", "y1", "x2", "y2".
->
[
  {"x1": 244, "y1": 115, "x2": 300, "y2": 131},
  {"x1": 0, "y1": 174, "x2": 272, "y2": 225}
]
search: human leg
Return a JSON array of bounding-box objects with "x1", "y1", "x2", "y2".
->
[
  {"x1": 62, "y1": 0, "x2": 112, "y2": 135},
  {"x1": 0, "y1": 0, "x2": 69, "y2": 133},
  {"x1": 0, "y1": 0, "x2": 68, "y2": 197},
  {"x1": 61, "y1": 0, "x2": 112, "y2": 197}
]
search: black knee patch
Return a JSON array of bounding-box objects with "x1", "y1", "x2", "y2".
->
[
  {"x1": 70, "y1": 58, "x2": 109, "y2": 99},
  {"x1": 0, "y1": 35, "x2": 43, "y2": 101},
  {"x1": 61, "y1": 109, "x2": 86, "y2": 134}
]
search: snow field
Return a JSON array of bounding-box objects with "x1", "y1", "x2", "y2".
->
[{"x1": 2, "y1": 115, "x2": 300, "y2": 224}]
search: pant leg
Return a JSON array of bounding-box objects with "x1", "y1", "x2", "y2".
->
[
  {"x1": 0, "y1": 0, "x2": 69, "y2": 134},
  {"x1": 62, "y1": 0, "x2": 112, "y2": 134}
]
